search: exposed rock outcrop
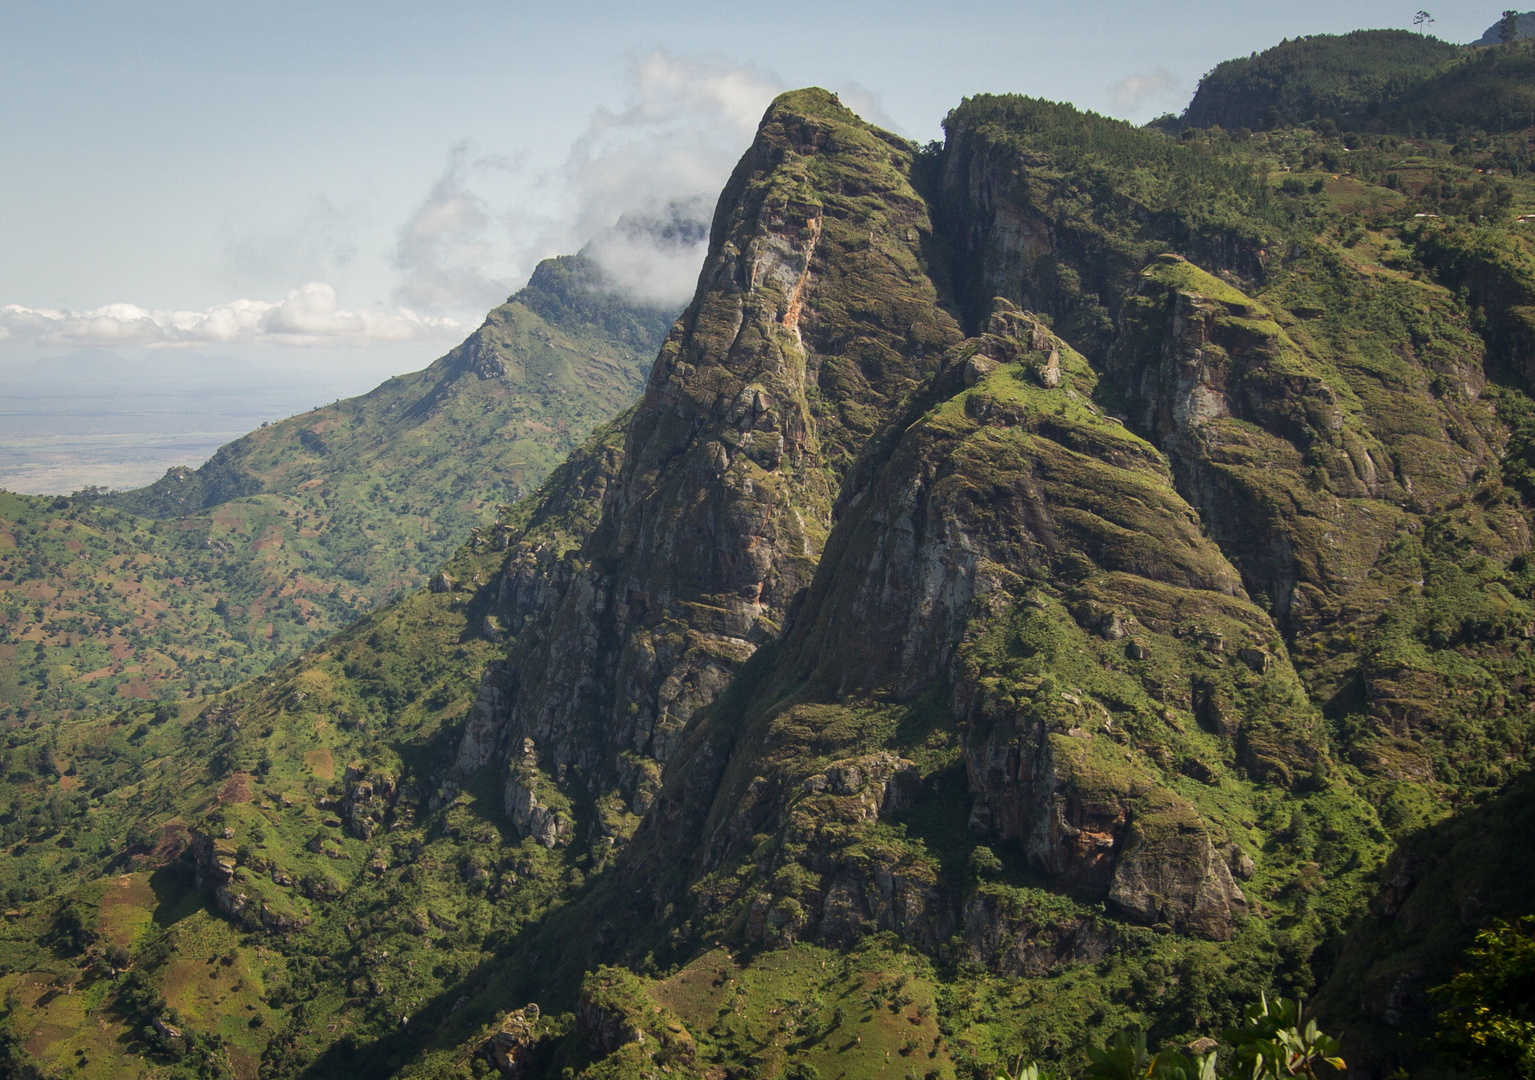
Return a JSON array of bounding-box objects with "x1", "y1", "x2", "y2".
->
[
  {"x1": 962, "y1": 887, "x2": 1117, "y2": 976},
  {"x1": 505, "y1": 738, "x2": 574, "y2": 849},
  {"x1": 1106, "y1": 789, "x2": 1246, "y2": 937},
  {"x1": 1105, "y1": 255, "x2": 1410, "y2": 625},
  {"x1": 338, "y1": 763, "x2": 398, "y2": 841},
  {"x1": 603, "y1": 299, "x2": 1307, "y2": 950},
  {"x1": 452, "y1": 89, "x2": 963, "y2": 846},
  {"x1": 191, "y1": 827, "x2": 311, "y2": 934},
  {"x1": 481, "y1": 1005, "x2": 544, "y2": 1079},
  {"x1": 1099, "y1": 254, "x2": 1535, "y2": 800}
]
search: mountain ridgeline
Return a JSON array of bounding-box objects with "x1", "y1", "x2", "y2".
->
[{"x1": 7, "y1": 30, "x2": 1535, "y2": 1080}]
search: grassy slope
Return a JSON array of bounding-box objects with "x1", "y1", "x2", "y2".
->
[{"x1": 0, "y1": 256, "x2": 674, "y2": 726}]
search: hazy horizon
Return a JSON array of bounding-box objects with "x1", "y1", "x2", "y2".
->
[{"x1": 0, "y1": 345, "x2": 442, "y2": 494}]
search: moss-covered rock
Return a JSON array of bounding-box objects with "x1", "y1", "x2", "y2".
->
[{"x1": 589, "y1": 300, "x2": 1365, "y2": 976}]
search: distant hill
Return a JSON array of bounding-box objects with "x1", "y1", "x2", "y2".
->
[
  {"x1": 99, "y1": 252, "x2": 670, "y2": 522},
  {"x1": 1177, "y1": 30, "x2": 1461, "y2": 132},
  {"x1": 1177, "y1": 28, "x2": 1535, "y2": 139},
  {"x1": 0, "y1": 252, "x2": 676, "y2": 724}
]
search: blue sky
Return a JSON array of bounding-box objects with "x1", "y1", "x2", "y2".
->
[{"x1": 0, "y1": 1, "x2": 1500, "y2": 374}]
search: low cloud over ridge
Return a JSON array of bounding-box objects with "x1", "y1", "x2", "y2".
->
[
  {"x1": 0, "y1": 283, "x2": 459, "y2": 349},
  {"x1": 5, "y1": 53, "x2": 878, "y2": 349},
  {"x1": 387, "y1": 51, "x2": 785, "y2": 316},
  {"x1": 391, "y1": 144, "x2": 519, "y2": 317},
  {"x1": 545, "y1": 51, "x2": 782, "y2": 306}
]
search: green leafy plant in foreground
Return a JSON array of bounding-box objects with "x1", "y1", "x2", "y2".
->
[
  {"x1": 999, "y1": 997, "x2": 1342, "y2": 1080},
  {"x1": 1431, "y1": 916, "x2": 1535, "y2": 1079}
]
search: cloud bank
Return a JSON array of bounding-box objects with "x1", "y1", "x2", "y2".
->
[
  {"x1": 392, "y1": 143, "x2": 519, "y2": 316},
  {"x1": 0, "y1": 283, "x2": 459, "y2": 348},
  {"x1": 389, "y1": 51, "x2": 785, "y2": 316},
  {"x1": 6, "y1": 52, "x2": 829, "y2": 349},
  {"x1": 545, "y1": 51, "x2": 783, "y2": 306}
]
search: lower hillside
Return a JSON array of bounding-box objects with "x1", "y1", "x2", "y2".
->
[
  {"x1": 0, "y1": 416, "x2": 633, "y2": 1078},
  {"x1": 1315, "y1": 771, "x2": 1535, "y2": 1078}
]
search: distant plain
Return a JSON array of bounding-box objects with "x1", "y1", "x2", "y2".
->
[{"x1": 0, "y1": 349, "x2": 431, "y2": 493}]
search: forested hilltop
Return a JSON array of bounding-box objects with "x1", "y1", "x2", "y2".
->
[
  {"x1": 1176, "y1": 27, "x2": 1535, "y2": 139},
  {"x1": 0, "y1": 254, "x2": 676, "y2": 727},
  {"x1": 4, "y1": 24, "x2": 1535, "y2": 1080}
]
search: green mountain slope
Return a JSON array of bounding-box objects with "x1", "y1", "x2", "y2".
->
[
  {"x1": 11, "y1": 31, "x2": 1535, "y2": 1080},
  {"x1": 1176, "y1": 30, "x2": 1461, "y2": 133},
  {"x1": 0, "y1": 255, "x2": 675, "y2": 725},
  {"x1": 1315, "y1": 771, "x2": 1535, "y2": 1077},
  {"x1": 0, "y1": 413, "x2": 636, "y2": 1079}
]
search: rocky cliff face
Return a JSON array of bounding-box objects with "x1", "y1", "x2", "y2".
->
[
  {"x1": 453, "y1": 89, "x2": 963, "y2": 840},
  {"x1": 1104, "y1": 254, "x2": 1480, "y2": 629},
  {"x1": 608, "y1": 299, "x2": 1321, "y2": 955},
  {"x1": 934, "y1": 97, "x2": 1273, "y2": 354},
  {"x1": 936, "y1": 106, "x2": 1535, "y2": 812},
  {"x1": 1098, "y1": 254, "x2": 1535, "y2": 808},
  {"x1": 430, "y1": 92, "x2": 1396, "y2": 985},
  {"x1": 47, "y1": 81, "x2": 1535, "y2": 1080}
]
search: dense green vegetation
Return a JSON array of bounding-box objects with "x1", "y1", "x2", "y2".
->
[
  {"x1": 1430, "y1": 916, "x2": 1535, "y2": 1078},
  {"x1": 1178, "y1": 29, "x2": 1535, "y2": 143},
  {"x1": 1176, "y1": 30, "x2": 1461, "y2": 133},
  {"x1": 1003, "y1": 995, "x2": 1345, "y2": 1079},
  {"x1": 0, "y1": 490, "x2": 310, "y2": 714}
]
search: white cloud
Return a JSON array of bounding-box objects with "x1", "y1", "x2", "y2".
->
[
  {"x1": 5, "y1": 52, "x2": 791, "y2": 343},
  {"x1": 392, "y1": 143, "x2": 519, "y2": 315},
  {"x1": 543, "y1": 51, "x2": 782, "y2": 305},
  {"x1": 387, "y1": 51, "x2": 783, "y2": 316},
  {"x1": 578, "y1": 195, "x2": 714, "y2": 308},
  {"x1": 0, "y1": 283, "x2": 459, "y2": 348},
  {"x1": 1108, "y1": 67, "x2": 1183, "y2": 114}
]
